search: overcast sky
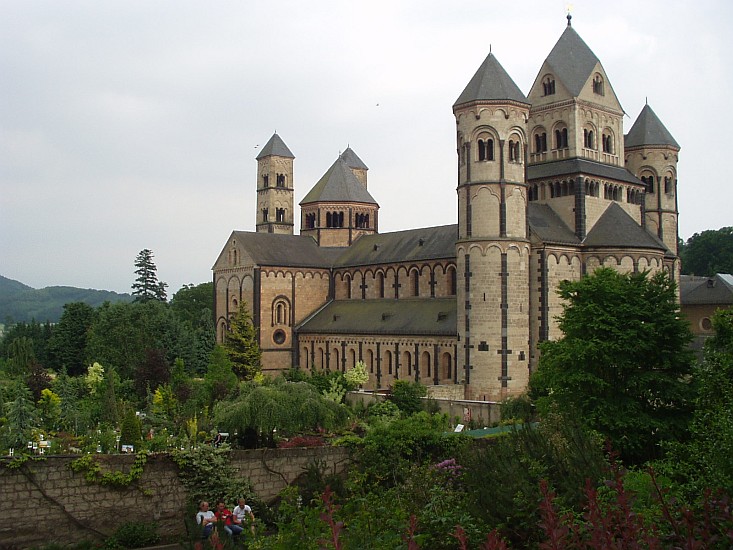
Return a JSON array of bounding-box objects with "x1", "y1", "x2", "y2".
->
[{"x1": 1, "y1": 0, "x2": 730, "y2": 295}]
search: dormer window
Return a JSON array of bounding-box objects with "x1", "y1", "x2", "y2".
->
[
  {"x1": 542, "y1": 75, "x2": 556, "y2": 96},
  {"x1": 592, "y1": 74, "x2": 604, "y2": 96},
  {"x1": 477, "y1": 138, "x2": 494, "y2": 161}
]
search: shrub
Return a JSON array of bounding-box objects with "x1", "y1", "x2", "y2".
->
[{"x1": 108, "y1": 521, "x2": 160, "y2": 549}]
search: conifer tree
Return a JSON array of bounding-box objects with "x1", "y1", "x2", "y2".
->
[
  {"x1": 131, "y1": 249, "x2": 168, "y2": 302},
  {"x1": 223, "y1": 302, "x2": 262, "y2": 380}
]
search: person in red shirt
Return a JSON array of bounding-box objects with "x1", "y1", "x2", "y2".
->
[{"x1": 215, "y1": 499, "x2": 243, "y2": 540}]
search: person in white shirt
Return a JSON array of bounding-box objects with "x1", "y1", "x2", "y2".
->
[
  {"x1": 232, "y1": 497, "x2": 256, "y2": 535},
  {"x1": 195, "y1": 501, "x2": 216, "y2": 539}
]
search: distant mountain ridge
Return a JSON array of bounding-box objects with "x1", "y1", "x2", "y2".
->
[{"x1": 0, "y1": 275, "x2": 133, "y2": 324}]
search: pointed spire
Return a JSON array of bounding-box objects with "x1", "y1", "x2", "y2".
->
[
  {"x1": 454, "y1": 52, "x2": 528, "y2": 107},
  {"x1": 625, "y1": 104, "x2": 680, "y2": 149},
  {"x1": 340, "y1": 147, "x2": 369, "y2": 170},
  {"x1": 256, "y1": 132, "x2": 294, "y2": 160},
  {"x1": 544, "y1": 24, "x2": 600, "y2": 97}
]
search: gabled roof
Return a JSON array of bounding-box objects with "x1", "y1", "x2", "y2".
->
[
  {"x1": 528, "y1": 203, "x2": 580, "y2": 246},
  {"x1": 454, "y1": 53, "x2": 528, "y2": 107},
  {"x1": 544, "y1": 23, "x2": 600, "y2": 97},
  {"x1": 625, "y1": 104, "x2": 680, "y2": 149},
  {"x1": 255, "y1": 133, "x2": 294, "y2": 160},
  {"x1": 300, "y1": 157, "x2": 378, "y2": 205},
  {"x1": 335, "y1": 224, "x2": 457, "y2": 267},
  {"x1": 297, "y1": 298, "x2": 457, "y2": 336},
  {"x1": 340, "y1": 147, "x2": 368, "y2": 170},
  {"x1": 583, "y1": 203, "x2": 667, "y2": 250},
  {"x1": 680, "y1": 274, "x2": 733, "y2": 306},
  {"x1": 527, "y1": 158, "x2": 642, "y2": 185},
  {"x1": 217, "y1": 231, "x2": 343, "y2": 268}
]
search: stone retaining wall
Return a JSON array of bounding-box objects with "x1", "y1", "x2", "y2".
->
[{"x1": 0, "y1": 446, "x2": 349, "y2": 548}]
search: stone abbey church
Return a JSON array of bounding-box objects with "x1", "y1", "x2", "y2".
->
[{"x1": 213, "y1": 16, "x2": 681, "y2": 401}]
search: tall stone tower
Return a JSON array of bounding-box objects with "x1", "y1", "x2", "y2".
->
[
  {"x1": 255, "y1": 133, "x2": 295, "y2": 234},
  {"x1": 624, "y1": 104, "x2": 681, "y2": 258},
  {"x1": 453, "y1": 52, "x2": 532, "y2": 401}
]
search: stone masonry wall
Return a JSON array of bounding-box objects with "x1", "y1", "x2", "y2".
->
[{"x1": 0, "y1": 446, "x2": 349, "y2": 549}]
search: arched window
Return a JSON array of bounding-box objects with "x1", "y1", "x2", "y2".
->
[
  {"x1": 554, "y1": 127, "x2": 568, "y2": 149},
  {"x1": 276, "y1": 208, "x2": 285, "y2": 222},
  {"x1": 508, "y1": 139, "x2": 521, "y2": 162},
  {"x1": 276, "y1": 173, "x2": 286, "y2": 187},
  {"x1": 378, "y1": 272, "x2": 385, "y2": 298},
  {"x1": 641, "y1": 175, "x2": 654, "y2": 193},
  {"x1": 385, "y1": 350, "x2": 393, "y2": 375},
  {"x1": 447, "y1": 267, "x2": 456, "y2": 296},
  {"x1": 344, "y1": 274, "x2": 352, "y2": 299},
  {"x1": 403, "y1": 351, "x2": 412, "y2": 376},
  {"x1": 367, "y1": 349, "x2": 374, "y2": 373},
  {"x1": 583, "y1": 129, "x2": 595, "y2": 149},
  {"x1": 664, "y1": 177, "x2": 672, "y2": 194},
  {"x1": 602, "y1": 133, "x2": 613, "y2": 153},
  {"x1": 326, "y1": 212, "x2": 332, "y2": 228},
  {"x1": 592, "y1": 74, "x2": 604, "y2": 95},
  {"x1": 350, "y1": 349, "x2": 356, "y2": 368},
  {"x1": 441, "y1": 352, "x2": 452, "y2": 380},
  {"x1": 262, "y1": 174, "x2": 269, "y2": 187},
  {"x1": 421, "y1": 351, "x2": 431, "y2": 378},
  {"x1": 542, "y1": 76, "x2": 556, "y2": 96},
  {"x1": 272, "y1": 297, "x2": 291, "y2": 326},
  {"x1": 303, "y1": 347, "x2": 309, "y2": 369},
  {"x1": 477, "y1": 138, "x2": 494, "y2": 161},
  {"x1": 332, "y1": 348, "x2": 340, "y2": 371},
  {"x1": 262, "y1": 208, "x2": 268, "y2": 222},
  {"x1": 412, "y1": 270, "x2": 419, "y2": 296},
  {"x1": 534, "y1": 132, "x2": 547, "y2": 153}
]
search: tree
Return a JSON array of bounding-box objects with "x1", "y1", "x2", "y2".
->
[
  {"x1": 204, "y1": 345, "x2": 238, "y2": 404},
  {"x1": 223, "y1": 302, "x2": 262, "y2": 380},
  {"x1": 3, "y1": 381, "x2": 39, "y2": 449},
  {"x1": 5, "y1": 336, "x2": 36, "y2": 376},
  {"x1": 170, "y1": 282, "x2": 213, "y2": 327},
  {"x1": 131, "y1": 249, "x2": 168, "y2": 302},
  {"x1": 680, "y1": 226, "x2": 733, "y2": 276},
  {"x1": 48, "y1": 302, "x2": 95, "y2": 375},
  {"x1": 529, "y1": 268, "x2": 695, "y2": 465},
  {"x1": 389, "y1": 380, "x2": 427, "y2": 416}
]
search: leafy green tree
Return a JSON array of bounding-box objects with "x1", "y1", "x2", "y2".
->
[
  {"x1": 214, "y1": 378, "x2": 350, "y2": 447},
  {"x1": 37, "y1": 388, "x2": 61, "y2": 431},
  {"x1": 530, "y1": 268, "x2": 695, "y2": 465},
  {"x1": 48, "y1": 302, "x2": 95, "y2": 375},
  {"x1": 223, "y1": 302, "x2": 262, "y2": 380},
  {"x1": 660, "y1": 307, "x2": 733, "y2": 498},
  {"x1": 100, "y1": 366, "x2": 120, "y2": 427},
  {"x1": 344, "y1": 361, "x2": 369, "y2": 389},
  {"x1": 680, "y1": 226, "x2": 733, "y2": 276},
  {"x1": 131, "y1": 249, "x2": 168, "y2": 302},
  {"x1": 204, "y1": 345, "x2": 238, "y2": 404},
  {"x1": 52, "y1": 370, "x2": 88, "y2": 434},
  {"x1": 170, "y1": 282, "x2": 213, "y2": 326},
  {"x1": 0, "y1": 321, "x2": 53, "y2": 368},
  {"x1": 389, "y1": 379, "x2": 427, "y2": 416}
]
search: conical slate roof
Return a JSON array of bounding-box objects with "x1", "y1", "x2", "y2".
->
[
  {"x1": 255, "y1": 133, "x2": 294, "y2": 160},
  {"x1": 454, "y1": 53, "x2": 528, "y2": 107},
  {"x1": 544, "y1": 23, "x2": 600, "y2": 97},
  {"x1": 625, "y1": 104, "x2": 680, "y2": 149},
  {"x1": 340, "y1": 147, "x2": 368, "y2": 170},
  {"x1": 300, "y1": 157, "x2": 378, "y2": 205}
]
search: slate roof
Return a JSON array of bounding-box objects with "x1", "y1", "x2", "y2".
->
[
  {"x1": 224, "y1": 231, "x2": 344, "y2": 268},
  {"x1": 454, "y1": 53, "x2": 528, "y2": 107},
  {"x1": 625, "y1": 104, "x2": 680, "y2": 149},
  {"x1": 300, "y1": 157, "x2": 378, "y2": 205},
  {"x1": 527, "y1": 158, "x2": 642, "y2": 186},
  {"x1": 335, "y1": 225, "x2": 457, "y2": 267},
  {"x1": 583, "y1": 203, "x2": 667, "y2": 250},
  {"x1": 255, "y1": 133, "x2": 294, "y2": 160},
  {"x1": 340, "y1": 147, "x2": 368, "y2": 170},
  {"x1": 544, "y1": 23, "x2": 601, "y2": 97},
  {"x1": 297, "y1": 298, "x2": 457, "y2": 336},
  {"x1": 528, "y1": 203, "x2": 580, "y2": 245},
  {"x1": 680, "y1": 274, "x2": 733, "y2": 306}
]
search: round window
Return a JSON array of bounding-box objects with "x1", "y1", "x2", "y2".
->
[
  {"x1": 273, "y1": 329, "x2": 286, "y2": 344},
  {"x1": 701, "y1": 317, "x2": 713, "y2": 331}
]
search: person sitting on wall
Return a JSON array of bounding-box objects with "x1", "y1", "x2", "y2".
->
[
  {"x1": 195, "y1": 500, "x2": 217, "y2": 539},
  {"x1": 215, "y1": 499, "x2": 243, "y2": 540},
  {"x1": 233, "y1": 497, "x2": 256, "y2": 536}
]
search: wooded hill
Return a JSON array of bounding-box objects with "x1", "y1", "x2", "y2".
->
[{"x1": 0, "y1": 275, "x2": 132, "y2": 324}]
